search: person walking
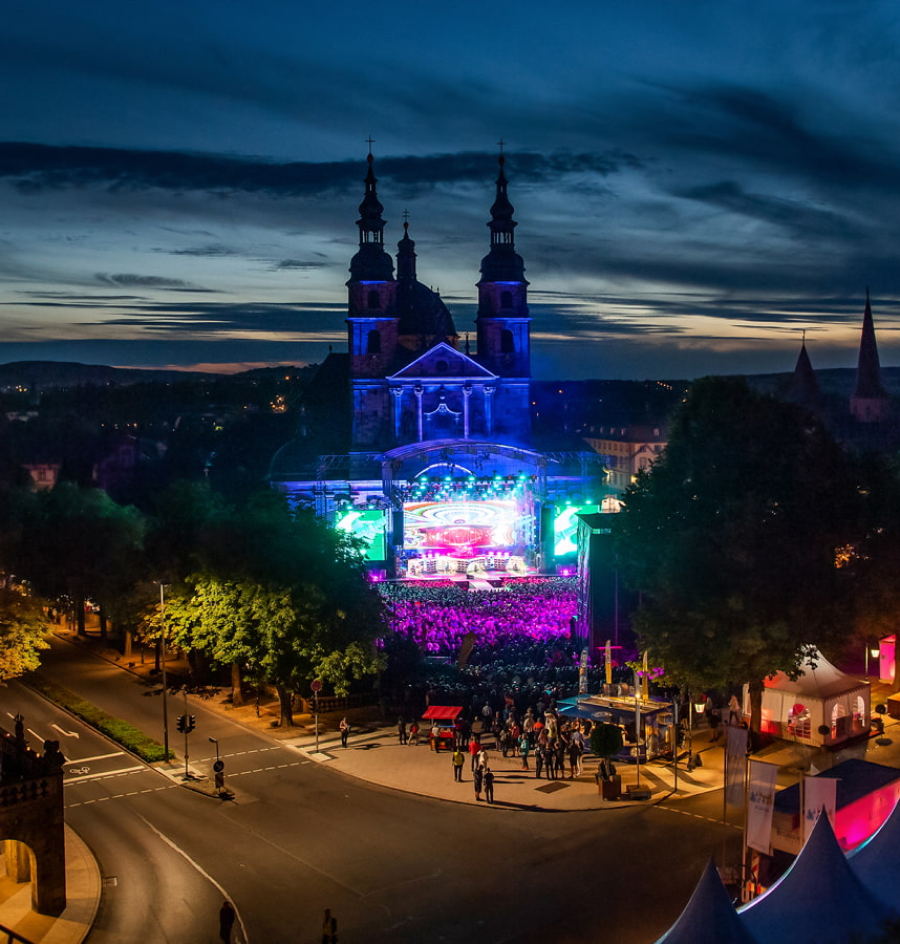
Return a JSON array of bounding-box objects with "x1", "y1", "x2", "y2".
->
[
  {"x1": 397, "y1": 715, "x2": 407, "y2": 745},
  {"x1": 484, "y1": 766, "x2": 495, "y2": 803},
  {"x1": 469, "y1": 736, "x2": 480, "y2": 772},
  {"x1": 322, "y1": 908, "x2": 338, "y2": 944},
  {"x1": 473, "y1": 765, "x2": 483, "y2": 801},
  {"x1": 339, "y1": 717, "x2": 349, "y2": 749},
  {"x1": 219, "y1": 901, "x2": 236, "y2": 943},
  {"x1": 409, "y1": 720, "x2": 420, "y2": 745},
  {"x1": 452, "y1": 747, "x2": 465, "y2": 781}
]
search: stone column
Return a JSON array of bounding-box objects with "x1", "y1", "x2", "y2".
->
[
  {"x1": 414, "y1": 385, "x2": 424, "y2": 441},
  {"x1": 462, "y1": 385, "x2": 472, "y2": 439}
]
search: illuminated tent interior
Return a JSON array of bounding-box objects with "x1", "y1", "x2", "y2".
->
[{"x1": 742, "y1": 650, "x2": 870, "y2": 747}]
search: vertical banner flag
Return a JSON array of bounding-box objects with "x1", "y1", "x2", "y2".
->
[
  {"x1": 578, "y1": 647, "x2": 589, "y2": 694},
  {"x1": 747, "y1": 760, "x2": 779, "y2": 853},
  {"x1": 803, "y1": 776, "x2": 837, "y2": 841},
  {"x1": 605, "y1": 640, "x2": 613, "y2": 686},
  {"x1": 725, "y1": 725, "x2": 748, "y2": 808},
  {"x1": 641, "y1": 650, "x2": 649, "y2": 700}
]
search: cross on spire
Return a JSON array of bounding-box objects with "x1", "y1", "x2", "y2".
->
[
  {"x1": 402, "y1": 209, "x2": 409, "y2": 224},
  {"x1": 365, "y1": 135, "x2": 375, "y2": 155},
  {"x1": 497, "y1": 138, "x2": 505, "y2": 154}
]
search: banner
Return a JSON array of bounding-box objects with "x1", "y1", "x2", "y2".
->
[
  {"x1": 747, "y1": 760, "x2": 779, "y2": 853},
  {"x1": 578, "y1": 647, "x2": 589, "y2": 694},
  {"x1": 803, "y1": 776, "x2": 837, "y2": 842},
  {"x1": 725, "y1": 725, "x2": 748, "y2": 808}
]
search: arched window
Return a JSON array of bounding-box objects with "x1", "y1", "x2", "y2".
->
[
  {"x1": 367, "y1": 289, "x2": 380, "y2": 309},
  {"x1": 500, "y1": 290, "x2": 513, "y2": 309},
  {"x1": 500, "y1": 329, "x2": 515, "y2": 354},
  {"x1": 366, "y1": 330, "x2": 381, "y2": 354}
]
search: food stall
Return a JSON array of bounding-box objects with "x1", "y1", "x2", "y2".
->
[
  {"x1": 557, "y1": 693, "x2": 675, "y2": 763},
  {"x1": 422, "y1": 706, "x2": 463, "y2": 752}
]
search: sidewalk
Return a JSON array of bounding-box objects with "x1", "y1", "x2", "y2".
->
[{"x1": 0, "y1": 826, "x2": 100, "y2": 944}]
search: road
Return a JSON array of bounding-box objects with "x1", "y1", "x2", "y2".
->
[{"x1": 16, "y1": 637, "x2": 740, "y2": 943}]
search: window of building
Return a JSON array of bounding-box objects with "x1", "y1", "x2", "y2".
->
[
  {"x1": 500, "y1": 290, "x2": 513, "y2": 309},
  {"x1": 500, "y1": 329, "x2": 515, "y2": 354},
  {"x1": 366, "y1": 330, "x2": 381, "y2": 354},
  {"x1": 367, "y1": 289, "x2": 380, "y2": 309}
]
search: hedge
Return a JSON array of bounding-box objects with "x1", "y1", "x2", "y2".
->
[{"x1": 26, "y1": 675, "x2": 172, "y2": 763}]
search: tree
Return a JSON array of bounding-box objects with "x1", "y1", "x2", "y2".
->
[
  {"x1": 590, "y1": 722, "x2": 624, "y2": 781},
  {"x1": 161, "y1": 490, "x2": 387, "y2": 726},
  {"x1": 613, "y1": 377, "x2": 861, "y2": 740},
  {"x1": 0, "y1": 587, "x2": 50, "y2": 680}
]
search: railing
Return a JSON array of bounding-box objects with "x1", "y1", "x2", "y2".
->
[
  {"x1": 300, "y1": 692, "x2": 372, "y2": 714},
  {"x1": 0, "y1": 922, "x2": 35, "y2": 944}
]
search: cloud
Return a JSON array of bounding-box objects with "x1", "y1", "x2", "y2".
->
[
  {"x1": 0, "y1": 142, "x2": 642, "y2": 199},
  {"x1": 95, "y1": 273, "x2": 195, "y2": 288}
]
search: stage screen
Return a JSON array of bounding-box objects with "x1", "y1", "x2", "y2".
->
[
  {"x1": 335, "y1": 508, "x2": 387, "y2": 561},
  {"x1": 554, "y1": 504, "x2": 599, "y2": 557},
  {"x1": 403, "y1": 499, "x2": 519, "y2": 554}
]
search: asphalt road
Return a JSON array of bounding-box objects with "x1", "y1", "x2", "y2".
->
[{"x1": 19, "y1": 638, "x2": 741, "y2": 943}]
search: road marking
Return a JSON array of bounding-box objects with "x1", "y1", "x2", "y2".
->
[
  {"x1": 134, "y1": 813, "x2": 250, "y2": 944},
  {"x1": 51, "y1": 723, "x2": 80, "y2": 739},
  {"x1": 65, "y1": 766, "x2": 145, "y2": 784},
  {"x1": 67, "y1": 751, "x2": 124, "y2": 765},
  {"x1": 27, "y1": 728, "x2": 44, "y2": 743}
]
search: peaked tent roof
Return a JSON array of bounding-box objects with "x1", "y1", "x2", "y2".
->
[
  {"x1": 739, "y1": 810, "x2": 890, "y2": 944},
  {"x1": 762, "y1": 649, "x2": 866, "y2": 700},
  {"x1": 848, "y1": 794, "x2": 900, "y2": 917},
  {"x1": 655, "y1": 859, "x2": 753, "y2": 944}
]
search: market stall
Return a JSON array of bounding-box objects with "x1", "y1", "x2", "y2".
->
[
  {"x1": 557, "y1": 693, "x2": 675, "y2": 762},
  {"x1": 422, "y1": 705, "x2": 462, "y2": 752}
]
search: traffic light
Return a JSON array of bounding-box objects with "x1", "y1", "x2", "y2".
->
[
  {"x1": 176, "y1": 715, "x2": 186, "y2": 733},
  {"x1": 176, "y1": 715, "x2": 196, "y2": 734},
  {"x1": 187, "y1": 715, "x2": 196, "y2": 733}
]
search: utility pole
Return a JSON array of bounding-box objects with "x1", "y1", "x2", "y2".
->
[{"x1": 157, "y1": 582, "x2": 170, "y2": 762}]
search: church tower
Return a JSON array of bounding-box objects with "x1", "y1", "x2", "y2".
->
[
  {"x1": 347, "y1": 152, "x2": 399, "y2": 382},
  {"x1": 347, "y1": 152, "x2": 399, "y2": 451},
  {"x1": 850, "y1": 289, "x2": 889, "y2": 423},
  {"x1": 476, "y1": 154, "x2": 531, "y2": 378},
  {"x1": 786, "y1": 332, "x2": 819, "y2": 413}
]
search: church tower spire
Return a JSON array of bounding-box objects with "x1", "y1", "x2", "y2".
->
[
  {"x1": 850, "y1": 288, "x2": 889, "y2": 423},
  {"x1": 349, "y1": 152, "x2": 394, "y2": 282},
  {"x1": 476, "y1": 151, "x2": 531, "y2": 380},
  {"x1": 787, "y1": 330, "x2": 819, "y2": 412}
]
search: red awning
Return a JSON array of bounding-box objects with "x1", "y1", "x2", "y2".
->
[{"x1": 422, "y1": 706, "x2": 463, "y2": 720}]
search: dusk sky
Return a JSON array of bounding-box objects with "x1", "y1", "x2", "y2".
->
[{"x1": 3, "y1": 1, "x2": 900, "y2": 380}]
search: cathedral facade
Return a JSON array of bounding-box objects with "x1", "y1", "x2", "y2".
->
[{"x1": 269, "y1": 153, "x2": 604, "y2": 578}]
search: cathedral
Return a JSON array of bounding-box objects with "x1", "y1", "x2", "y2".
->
[{"x1": 269, "y1": 153, "x2": 606, "y2": 578}]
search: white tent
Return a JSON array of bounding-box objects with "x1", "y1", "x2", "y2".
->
[{"x1": 742, "y1": 650, "x2": 870, "y2": 747}]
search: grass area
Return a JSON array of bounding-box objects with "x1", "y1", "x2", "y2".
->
[{"x1": 26, "y1": 674, "x2": 172, "y2": 762}]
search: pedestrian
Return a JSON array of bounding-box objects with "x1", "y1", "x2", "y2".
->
[
  {"x1": 397, "y1": 715, "x2": 407, "y2": 745},
  {"x1": 322, "y1": 908, "x2": 338, "y2": 944},
  {"x1": 219, "y1": 900, "x2": 236, "y2": 944},
  {"x1": 546, "y1": 744, "x2": 557, "y2": 780},
  {"x1": 409, "y1": 719, "x2": 420, "y2": 745},
  {"x1": 484, "y1": 766, "x2": 495, "y2": 803},
  {"x1": 473, "y1": 765, "x2": 483, "y2": 801},
  {"x1": 568, "y1": 741, "x2": 580, "y2": 779},
  {"x1": 339, "y1": 716, "x2": 349, "y2": 749},
  {"x1": 534, "y1": 743, "x2": 544, "y2": 778},
  {"x1": 519, "y1": 735, "x2": 530, "y2": 770},
  {"x1": 452, "y1": 747, "x2": 464, "y2": 781},
  {"x1": 728, "y1": 695, "x2": 741, "y2": 726},
  {"x1": 469, "y1": 736, "x2": 480, "y2": 772}
]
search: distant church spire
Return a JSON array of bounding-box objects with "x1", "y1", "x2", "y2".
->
[
  {"x1": 850, "y1": 288, "x2": 889, "y2": 423},
  {"x1": 479, "y1": 153, "x2": 524, "y2": 281},
  {"x1": 788, "y1": 329, "x2": 819, "y2": 411},
  {"x1": 396, "y1": 216, "x2": 416, "y2": 281}
]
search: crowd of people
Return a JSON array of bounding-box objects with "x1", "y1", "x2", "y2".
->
[{"x1": 379, "y1": 577, "x2": 578, "y2": 653}]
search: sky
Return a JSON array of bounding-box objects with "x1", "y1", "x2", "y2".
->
[{"x1": 2, "y1": 0, "x2": 900, "y2": 380}]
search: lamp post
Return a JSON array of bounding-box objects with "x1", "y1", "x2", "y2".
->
[
  {"x1": 866, "y1": 645, "x2": 880, "y2": 679},
  {"x1": 156, "y1": 582, "x2": 170, "y2": 762}
]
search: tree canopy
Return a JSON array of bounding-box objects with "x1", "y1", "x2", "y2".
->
[
  {"x1": 613, "y1": 377, "x2": 862, "y2": 733},
  {"x1": 0, "y1": 587, "x2": 50, "y2": 680}
]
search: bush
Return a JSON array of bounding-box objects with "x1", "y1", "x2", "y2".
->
[
  {"x1": 26, "y1": 675, "x2": 172, "y2": 762},
  {"x1": 590, "y1": 722, "x2": 624, "y2": 760}
]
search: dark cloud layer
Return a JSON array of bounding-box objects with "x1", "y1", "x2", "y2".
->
[{"x1": 0, "y1": 143, "x2": 642, "y2": 198}]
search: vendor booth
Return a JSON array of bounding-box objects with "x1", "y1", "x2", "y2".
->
[
  {"x1": 557, "y1": 693, "x2": 675, "y2": 762},
  {"x1": 744, "y1": 650, "x2": 870, "y2": 747},
  {"x1": 422, "y1": 706, "x2": 462, "y2": 752}
]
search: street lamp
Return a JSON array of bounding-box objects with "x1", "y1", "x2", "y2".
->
[
  {"x1": 866, "y1": 645, "x2": 880, "y2": 679},
  {"x1": 155, "y1": 581, "x2": 170, "y2": 762}
]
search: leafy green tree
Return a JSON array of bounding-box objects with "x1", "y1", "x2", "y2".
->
[
  {"x1": 161, "y1": 490, "x2": 386, "y2": 726},
  {"x1": 613, "y1": 377, "x2": 861, "y2": 740},
  {"x1": 0, "y1": 587, "x2": 50, "y2": 679}
]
